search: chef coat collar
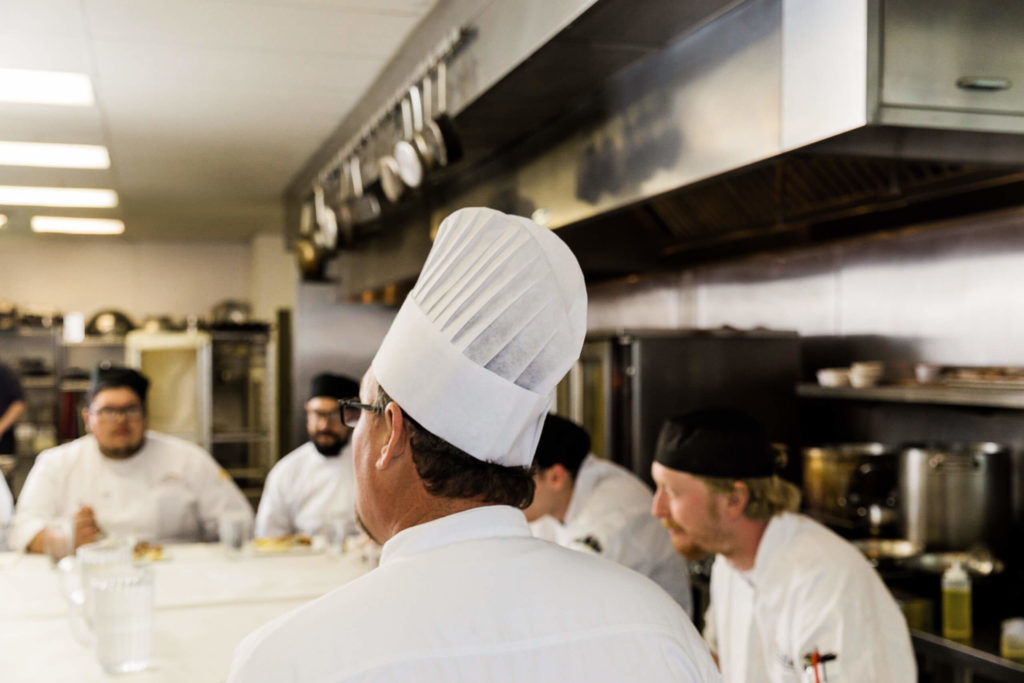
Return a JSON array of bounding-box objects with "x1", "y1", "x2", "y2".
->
[
  {"x1": 741, "y1": 511, "x2": 800, "y2": 588},
  {"x1": 379, "y1": 505, "x2": 532, "y2": 566},
  {"x1": 562, "y1": 454, "x2": 598, "y2": 522}
]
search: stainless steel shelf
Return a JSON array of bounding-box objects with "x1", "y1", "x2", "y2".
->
[
  {"x1": 212, "y1": 431, "x2": 269, "y2": 444},
  {"x1": 796, "y1": 382, "x2": 1024, "y2": 409},
  {"x1": 21, "y1": 376, "x2": 56, "y2": 389}
]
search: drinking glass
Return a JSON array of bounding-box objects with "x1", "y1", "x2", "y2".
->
[
  {"x1": 77, "y1": 539, "x2": 133, "y2": 624},
  {"x1": 91, "y1": 566, "x2": 154, "y2": 674},
  {"x1": 218, "y1": 509, "x2": 252, "y2": 556}
]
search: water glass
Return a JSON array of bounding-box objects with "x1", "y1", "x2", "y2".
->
[
  {"x1": 77, "y1": 539, "x2": 133, "y2": 624},
  {"x1": 218, "y1": 509, "x2": 252, "y2": 555},
  {"x1": 321, "y1": 514, "x2": 357, "y2": 555},
  {"x1": 91, "y1": 566, "x2": 154, "y2": 674}
]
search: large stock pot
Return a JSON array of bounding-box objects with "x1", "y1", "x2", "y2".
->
[{"x1": 899, "y1": 442, "x2": 1012, "y2": 551}]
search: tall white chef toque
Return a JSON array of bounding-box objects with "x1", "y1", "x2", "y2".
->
[{"x1": 371, "y1": 207, "x2": 587, "y2": 468}]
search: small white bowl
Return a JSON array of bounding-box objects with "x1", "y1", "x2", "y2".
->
[{"x1": 817, "y1": 368, "x2": 851, "y2": 387}]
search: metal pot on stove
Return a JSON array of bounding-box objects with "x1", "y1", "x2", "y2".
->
[
  {"x1": 802, "y1": 443, "x2": 900, "y2": 533},
  {"x1": 899, "y1": 442, "x2": 1012, "y2": 552}
]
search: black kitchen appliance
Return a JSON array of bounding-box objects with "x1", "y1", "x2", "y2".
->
[{"x1": 555, "y1": 329, "x2": 801, "y2": 485}]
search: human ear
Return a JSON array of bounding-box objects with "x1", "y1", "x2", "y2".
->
[
  {"x1": 376, "y1": 402, "x2": 405, "y2": 469},
  {"x1": 724, "y1": 481, "x2": 750, "y2": 519}
]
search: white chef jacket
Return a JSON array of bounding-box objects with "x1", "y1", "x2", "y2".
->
[
  {"x1": 705, "y1": 512, "x2": 916, "y2": 683},
  {"x1": 228, "y1": 505, "x2": 722, "y2": 683},
  {"x1": 530, "y1": 454, "x2": 693, "y2": 615},
  {"x1": 254, "y1": 441, "x2": 355, "y2": 538},
  {"x1": 0, "y1": 473, "x2": 12, "y2": 547},
  {"x1": 9, "y1": 431, "x2": 252, "y2": 550}
]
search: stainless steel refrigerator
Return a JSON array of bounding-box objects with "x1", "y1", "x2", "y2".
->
[{"x1": 555, "y1": 329, "x2": 801, "y2": 485}]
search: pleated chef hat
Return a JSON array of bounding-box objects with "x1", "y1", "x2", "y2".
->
[{"x1": 371, "y1": 207, "x2": 587, "y2": 468}]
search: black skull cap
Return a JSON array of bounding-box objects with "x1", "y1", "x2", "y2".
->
[
  {"x1": 654, "y1": 407, "x2": 775, "y2": 478},
  {"x1": 90, "y1": 363, "x2": 150, "y2": 403},
  {"x1": 310, "y1": 373, "x2": 359, "y2": 401}
]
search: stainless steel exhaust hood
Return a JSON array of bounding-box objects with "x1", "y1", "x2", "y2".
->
[{"x1": 314, "y1": 0, "x2": 1024, "y2": 296}]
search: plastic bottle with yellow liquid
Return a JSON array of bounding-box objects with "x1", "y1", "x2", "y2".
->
[{"x1": 941, "y1": 560, "x2": 972, "y2": 643}]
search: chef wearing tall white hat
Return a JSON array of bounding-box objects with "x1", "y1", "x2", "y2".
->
[{"x1": 228, "y1": 207, "x2": 720, "y2": 683}]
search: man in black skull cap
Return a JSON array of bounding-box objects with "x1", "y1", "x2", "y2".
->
[
  {"x1": 255, "y1": 372, "x2": 360, "y2": 538},
  {"x1": 10, "y1": 364, "x2": 251, "y2": 554},
  {"x1": 650, "y1": 407, "x2": 914, "y2": 683}
]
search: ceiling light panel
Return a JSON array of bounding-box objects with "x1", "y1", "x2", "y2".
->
[
  {"x1": 0, "y1": 141, "x2": 110, "y2": 168},
  {"x1": 31, "y1": 216, "x2": 124, "y2": 235},
  {"x1": 0, "y1": 185, "x2": 118, "y2": 208},
  {"x1": 0, "y1": 68, "x2": 95, "y2": 106}
]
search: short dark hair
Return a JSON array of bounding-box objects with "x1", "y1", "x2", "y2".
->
[
  {"x1": 374, "y1": 385, "x2": 535, "y2": 508},
  {"x1": 533, "y1": 414, "x2": 590, "y2": 479}
]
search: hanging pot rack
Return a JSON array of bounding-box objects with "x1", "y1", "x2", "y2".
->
[{"x1": 310, "y1": 27, "x2": 469, "y2": 204}]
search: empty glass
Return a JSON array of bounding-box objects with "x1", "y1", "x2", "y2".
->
[
  {"x1": 218, "y1": 509, "x2": 252, "y2": 555},
  {"x1": 91, "y1": 565, "x2": 154, "y2": 674}
]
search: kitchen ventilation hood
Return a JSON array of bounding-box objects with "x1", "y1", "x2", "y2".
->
[{"x1": 309, "y1": 0, "x2": 1024, "y2": 295}]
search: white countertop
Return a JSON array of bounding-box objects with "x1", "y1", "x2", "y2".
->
[{"x1": 0, "y1": 543, "x2": 373, "y2": 682}]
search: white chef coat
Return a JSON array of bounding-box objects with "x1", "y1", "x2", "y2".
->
[
  {"x1": 530, "y1": 454, "x2": 693, "y2": 615},
  {"x1": 9, "y1": 431, "x2": 252, "y2": 550},
  {"x1": 254, "y1": 441, "x2": 355, "y2": 538},
  {"x1": 228, "y1": 505, "x2": 721, "y2": 683},
  {"x1": 705, "y1": 512, "x2": 916, "y2": 683},
  {"x1": 0, "y1": 472, "x2": 12, "y2": 548}
]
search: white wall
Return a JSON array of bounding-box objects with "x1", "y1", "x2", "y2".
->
[
  {"x1": 588, "y1": 207, "x2": 1024, "y2": 366},
  {"x1": 0, "y1": 235, "x2": 252, "y2": 323},
  {"x1": 248, "y1": 233, "x2": 297, "y2": 322}
]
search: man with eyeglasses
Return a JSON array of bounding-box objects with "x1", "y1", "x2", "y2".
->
[
  {"x1": 254, "y1": 372, "x2": 359, "y2": 538},
  {"x1": 228, "y1": 208, "x2": 719, "y2": 683},
  {"x1": 10, "y1": 364, "x2": 251, "y2": 553}
]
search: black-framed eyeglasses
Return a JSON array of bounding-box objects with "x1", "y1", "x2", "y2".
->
[
  {"x1": 338, "y1": 398, "x2": 379, "y2": 428},
  {"x1": 90, "y1": 405, "x2": 144, "y2": 422}
]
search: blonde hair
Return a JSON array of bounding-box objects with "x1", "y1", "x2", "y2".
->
[{"x1": 700, "y1": 475, "x2": 801, "y2": 521}]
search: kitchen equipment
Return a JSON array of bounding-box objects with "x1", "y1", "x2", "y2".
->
[
  {"x1": 899, "y1": 442, "x2": 1013, "y2": 552},
  {"x1": 210, "y1": 300, "x2": 251, "y2": 326},
  {"x1": 852, "y1": 538, "x2": 922, "y2": 565},
  {"x1": 802, "y1": 442, "x2": 899, "y2": 532},
  {"x1": 427, "y1": 60, "x2": 462, "y2": 166},
  {"x1": 377, "y1": 109, "x2": 404, "y2": 203},
  {"x1": 311, "y1": 184, "x2": 338, "y2": 252},
  {"x1": 393, "y1": 86, "x2": 428, "y2": 188},
  {"x1": 347, "y1": 155, "x2": 381, "y2": 225},
  {"x1": 86, "y1": 310, "x2": 136, "y2": 337},
  {"x1": 295, "y1": 237, "x2": 327, "y2": 282},
  {"x1": 555, "y1": 329, "x2": 800, "y2": 484}
]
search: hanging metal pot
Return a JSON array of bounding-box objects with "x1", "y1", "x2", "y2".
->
[
  {"x1": 394, "y1": 86, "x2": 428, "y2": 188},
  {"x1": 348, "y1": 154, "x2": 381, "y2": 225},
  {"x1": 377, "y1": 108, "x2": 405, "y2": 203},
  {"x1": 426, "y1": 60, "x2": 462, "y2": 166}
]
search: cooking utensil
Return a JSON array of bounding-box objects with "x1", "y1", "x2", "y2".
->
[
  {"x1": 347, "y1": 155, "x2": 381, "y2": 225},
  {"x1": 377, "y1": 109, "x2": 404, "y2": 203},
  {"x1": 426, "y1": 60, "x2": 462, "y2": 166},
  {"x1": 295, "y1": 237, "x2": 327, "y2": 281},
  {"x1": 802, "y1": 443, "x2": 899, "y2": 530},
  {"x1": 899, "y1": 442, "x2": 1012, "y2": 551},
  {"x1": 311, "y1": 184, "x2": 338, "y2": 252},
  {"x1": 86, "y1": 310, "x2": 136, "y2": 337},
  {"x1": 853, "y1": 538, "x2": 922, "y2": 563},
  {"x1": 393, "y1": 87, "x2": 427, "y2": 188}
]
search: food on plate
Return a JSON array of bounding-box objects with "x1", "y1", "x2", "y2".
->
[
  {"x1": 133, "y1": 540, "x2": 164, "y2": 562},
  {"x1": 252, "y1": 533, "x2": 313, "y2": 553}
]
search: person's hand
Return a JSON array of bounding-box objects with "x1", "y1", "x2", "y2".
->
[{"x1": 73, "y1": 505, "x2": 102, "y2": 548}]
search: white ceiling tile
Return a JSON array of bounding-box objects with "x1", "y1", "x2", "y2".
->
[{"x1": 84, "y1": 0, "x2": 427, "y2": 57}]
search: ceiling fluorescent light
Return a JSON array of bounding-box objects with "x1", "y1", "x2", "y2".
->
[
  {"x1": 0, "y1": 68, "x2": 94, "y2": 106},
  {"x1": 31, "y1": 216, "x2": 124, "y2": 235},
  {"x1": 0, "y1": 141, "x2": 110, "y2": 169},
  {"x1": 0, "y1": 186, "x2": 117, "y2": 208}
]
